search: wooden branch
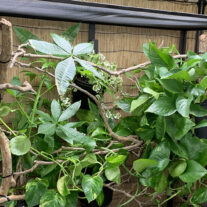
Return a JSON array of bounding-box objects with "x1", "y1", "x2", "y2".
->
[
  {"x1": 0, "y1": 81, "x2": 36, "y2": 93},
  {"x1": 0, "y1": 194, "x2": 25, "y2": 203},
  {"x1": 0, "y1": 128, "x2": 16, "y2": 196}
]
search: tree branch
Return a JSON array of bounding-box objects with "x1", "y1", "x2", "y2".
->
[{"x1": 0, "y1": 194, "x2": 25, "y2": 203}]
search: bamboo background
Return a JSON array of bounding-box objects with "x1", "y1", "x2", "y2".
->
[{"x1": 0, "y1": 0, "x2": 203, "y2": 206}]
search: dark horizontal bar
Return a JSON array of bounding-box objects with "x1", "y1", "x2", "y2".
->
[{"x1": 1, "y1": 0, "x2": 207, "y2": 30}]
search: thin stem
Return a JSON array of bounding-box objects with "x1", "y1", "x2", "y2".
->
[
  {"x1": 0, "y1": 118, "x2": 17, "y2": 136},
  {"x1": 160, "y1": 190, "x2": 181, "y2": 206}
]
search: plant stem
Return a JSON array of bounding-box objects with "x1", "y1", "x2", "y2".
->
[
  {"x1": 0, "y1": 118, "x2": 17, "y2": 136},
  {"x1": 160, "y1": 190, "x2": 181, "y2": 206}
]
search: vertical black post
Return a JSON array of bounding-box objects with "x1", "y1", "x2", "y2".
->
[
  {"x1": 88, "y1": 23, "x2": 98, "y2": 53},
  {"x1": 195, "y1": 0, "x2": 206, "y2": 53},
  {"x1": 179, "y1": 30, "x2": 187, "y2": 54}
]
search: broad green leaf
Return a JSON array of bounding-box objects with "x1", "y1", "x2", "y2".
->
[
  {"x1": 191, "y1": 188, "x2": 207, "y2": 204},
  {"x1": 106, "y1": 154, "x2": 127, "y2": 167},
  {"x1": 29, "y1": 40, "x2": 69, "y2": 56},
  {"x1": 200, "y1": 76, "x2": 207, "y2": 89},
  {"x1": 81, "y1": 153, "x2": 97, "y2": 168},
  {"x1": 38, "y1": 123, "x2": 56, "y2": 136},
  {"x1": 168, "y1": 160, "x2": 187, "y2": 177},
  {"x1": 135, "y1": 127, "x2": 154, "y2": 141},
  {"x1": 81, "y1": 175, "x2": 103, "y2": 203},
  {"x1": 115, "y1": 98, "x2": 132, "y2": 113},
  {"x1": 26, "y1": 179, "x2": 48, "y2": 207},
  {"x1": 130, "y1": 94, "x2": 150, "y2": 112},
  {"x1": 195, "y1": 119, "x2": 207, "y2": 129},
  {"x1": 96, "y1": 191, "x2": 104, "y2": 207},
  {"x1": 146, "y1": 96, "x2": 176, "y2": 116},
  {"x1": 159, "y1": 79, "x2": 183, "y2": 93},
  {"x1": 13, "y1": 26, "x2": 40, "y2": 43},
  {"x1": 176, "y1": 96, "x2": 192, "y2": 117},
  {"x1": 51, "y1": 99, "x2": 61, "y2": 121},
  {"x1": 133, "y1": 159, "x2": 158, "y2": 173},
  {"x1": 181, "y1": 134, "x2": 207, "y2": 166},
  {"x1": 166, "y1": 114, "x2": 195, "y2": 140},
  {"x1": 51, "y1": 33, "x2": 72, "y2": 54},
  {"x1": 105, "y1": 167, "x2": 121, "y2": 184},
  {"x1": 58, "y1": 101, "x2": 81, "y2": 122},
  {"x1": 91, "y1": 127, "x2": 108, "y2": 137},
  {"x1": 154, "y1": 172, "x2": 168, "y2": 193},
  {"x1": 40, "y1": 190, "x2": 65, "y2": 207},
  {"x1": 0, "y1": 106, "x2": 10, "y2": 117},
  {"x1": 190, "y1": 85, "x2": 205, "y2": 96},
  {"x1": 76, "y1": 58, "x2": 103, "y2": 80},
  {"x1": 57, "y1": 175, "x2": 70, "y2": 196},
  {"x1": 143, "y1": 87, "x2": 159, "y2": 99},
  {"x1": 73, "y1": 43, "x2": 93, "y2": 55},
  {"x1": 149, "y1": 142, "x2": 170, "y2": 170},
  {"x1": 179, "y1": 160, "x2": 207, "y2": 183},
  {"x1": 65, "y1": 192, "x2": 78, "y2": 207},
  {"x1": 36, "y1": 110, "x2": 53, "y2": 122},
  {"x1": 155, "y1": 116, "x2": 166, "y2": 140},
  {"x1": 190, "y1": 104, "x2": 207, "y2": 117},
  {"x1": 62, "y1": 23, "x2": 81, "y2": 43},
  {"x1": 162, "y1": 70, "x2": 190, "y2": 81},
  {"x1": 55, "y1": 57, "x2": 76, "y2": 95},
  {"x1": 40, "y1": 164, "x2": 57, "y2": 177},
  {"x1": 10, "y1": 135, "x2": 31, "y2": 156}
]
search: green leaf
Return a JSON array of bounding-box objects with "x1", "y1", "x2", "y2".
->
[
  {"x1": 55, "y1": 57, "x2": 76, "y2": 95},
  {"x1": 200, "y1": 76, "x2": 207, "y2": 89},
  {"x1": 82, "y1": 175, "x2": 103, "y2": 203},
  {"x1": 179, "y1": 160, "x2": 207, "y2": 183},
  {"x1": 146, "y1": 96, "x2": 176, "y2": 116},
  {"x1": 161, "y1": 70, "x2": 190, "y2": 81},
  {"x1": 65, "y1": 192, "x2": 78, "y2": 207},
  {"x1": 143, "y1": 87, "x2": 159, "y2": 99},
  {"x1": 133, "y1": 159, "x2": 158, "y2": 173},
  {"x1": 176, "y1": 96, "x2": 192, "y2": 118},
  {"x1": 5, "y1": 201, "x2": 17, "y2": 207},
  {"x1": 51, "y1": 99, "x2": 61, "y2": 121},
  {"x1": 0, "y1": 106, "x2": 10, "y2": 117},
  {"x1": 130, "y1": 94, "x2": 150, "y2": 112},
  {"x1": 57, "y1": 175, "x2": 70, "y2": 196},
  {"x1": 76, "y1": 58, "x2": 103, "y2": 80},
  {"x1": 135, "y1": 127, "x2": 154, "y2": 141},
  {"x1": 96, "y1": 191, "x2": 104, "y2": 207},
  {"x1": 154, "y1": 172, "x2": 168, "y2": 193},
  {"x1": 105, "y1": 167, "x2": 121, "y2": 184},
  {"x1": 73, "y1": 43, "x2": 93, "y2": 55},
  {"x1": 190, "y1": 104, "x2": 207, "y2": 117},
  {"x1": 26, "y1": 179, "x2": 48, "y2": 207},
  {"x1": 29, "y1": 40, "x2": 69, "y2": 56},
  {"x1": 36, "y1": 110, "x2": 53, "y2": 122},
  {"x1": 51, "y1": 33, "x2": 72, "y2": 54},
  {"x1": 81, "y1": 153, "x2": 97, "y2": 168},
  {"x1": 58, "y1": 101, "x2": 81, "y2": 122},
  {"x1": 13, "y1": 26, "x2": 40, "y2": 43},
  {"x1": 40, "y1": 190, "x2": 65, "y2": 207},
  {"x1": 10, "y1": 135, "x2": 31, "y2": 156},
  {"x1": 159, "y1": 79, "x2": 183, "y2": 93},
  {"x1": 62, "y1": 23, "x2": 81, "y2": 43},
  {"x1": 166, "y1": 114, "x2": 195, "y2": 140},
  {"x1": 106, "y1": 154, "x2": 127, "y2": 167},
  {"x1": 155, "y1": 116, "x2": 166, "y2": 139},
  {"x1": 190, "y1": 85, "x2": 205, "y2": 96},
  {"x1": 168, "y1": 160, "x2": 187, "y2": 178},
  {"x1": 40, "y1": 164, "x2": 57, "y2": 177},
  {"x1": 115, "y1": 98, "x2": 132, "y2": 113},
  {"x1": 38, "y1": 123, "x2": 56, "y2": 136},
  {"x1": 191, "y1": 188, "x2": 207, "y2": 204},
  {"x1": 195, "y1": 119, "x2": 207, "y2": 129}
]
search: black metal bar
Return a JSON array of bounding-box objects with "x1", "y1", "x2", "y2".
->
[
  {"x1": 195, "y1": 0, "x2": 206, "y2": 53},
  {"x1": 88, "y1": 24, "x2": 98, "y2": 53},
  {"x1": 179, "y1": 30, "x2": 187, "y2": 54}
]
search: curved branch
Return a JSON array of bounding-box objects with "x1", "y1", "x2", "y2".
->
[{"x1": 0, "y1": 194, "x2": 25, "y2": 203}]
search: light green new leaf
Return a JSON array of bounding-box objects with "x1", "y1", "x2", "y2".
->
[
  {"x1": 57, "y1": 175, "x2": 70, "y2": 196},
  {"x1": 143, "y1": 87, "x2": 159, "y2": 99},
  {"x1": 29, "y1": 40, "x2": 69, "y2": 56},
  {"x1": 51, "y1": 33, "x2": 72, "y2": 54},
  {"x1": 81, "y1": 153, "x2": 97, "y2": 168},
  {"x1": 105, "y1": 167, "x2": 121, "y2": 184},
  {"x1": 156, "y1": 116, "x2": 166, "y2": 139},
  {"x1": 10, "y1": 135, "x2": 31, "y2": 156},
  {"x1": 55, "y1": 57, "x2": 76, "y2": 95},
  {"x1": 130, "y1": 94, "x2": 150, "y2": 112},
  {"x1": 195, "y1": 119, "x2": 207, "y2": 129},
  {"x1": 146, "y1": 96, "x2": 176, "y2": 116},
  {"x1": 73, "y1": 43, "x2": 93, "y2": 55},
  {"x1": 26, "y1": 179, "x2": 48, "y2": 207},
  {"x1": 58, "y1": 101, "x2": 81, "y2": 122},
  {"x1": 0, "y1": 106, "x2": 10, "y2": 117},
  {"x1": 190, "y1": 104, "x2": 207, "y2": 117},
  {"x1": 191, "y1": 188, "x2": 207, "y2": 204},
  {"x1": 179, "y1": 160, "x2": 207, "y2": 183},
  {"x1": 106, "y1": 154, "x2": 127, "y2": 167},
  {"x1": 159, "y1": 79, "x2": 183, "y2": 93},
  {"x1": 76, "y1": 58, "x2": 103, "y2": 80},
  {"x1": 176, "y1": 96, "x2": 192, "y2": 117},
  {"x1": 38, "y1": 123, "x2": 56, "y2": 136},
  {"x1": 133, "y1": 159, "x2": 158, "y2": 173},
  {"x1": 40, "y1": 190, "x2": 65, "y2": 207},
  {"x1": 82, "y1": 175, "x2": 103, "y2": 203},
  {"x1": 51, "y1": 99, "x2": 61, "y2": 121}
]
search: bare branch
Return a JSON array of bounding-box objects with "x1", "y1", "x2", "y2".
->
[
  {"x1": 0, "y1": 194, "x2": 25, "y2": 203},
  {"x1": 0, "y1": 81, "x2": 36, "y2": 93},
  {"x1": 0, "y1": 128, "x2": 16, "y2": 196}
]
